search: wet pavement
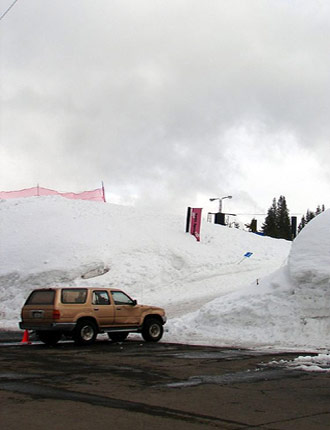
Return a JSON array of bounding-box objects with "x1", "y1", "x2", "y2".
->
[{"x1": 0, "y1": 335, "x2": 329, "y2": 429}]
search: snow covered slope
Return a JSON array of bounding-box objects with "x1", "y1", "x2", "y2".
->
[
  {"x1": 170, "y1": 211, "x2": 330, "y2": 350},
  {"x1": 0, "y1": 196, "x2": 289, "y2": 338},
  {"x1": 1, "y1": 196, "x2": 328, "y2": 351}
]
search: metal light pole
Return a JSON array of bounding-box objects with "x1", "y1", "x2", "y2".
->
[{"x1": 209, "y1": 195, "x2": 232, "y2": 213}]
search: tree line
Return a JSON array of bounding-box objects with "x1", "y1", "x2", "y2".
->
[
  {"x1": 260, "y1": 196, "x2": 325, "y2": 240},
  {"x1": 297, "y1": 204, "x2": 325, "y2": 233}
]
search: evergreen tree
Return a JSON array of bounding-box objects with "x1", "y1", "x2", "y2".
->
[
  {"x1": 298, "y1": 204, "x2": 325, "y2": 233},
  {"x1": 306, "y1": 209, "x2": 315, "y2": 223},
  {"x1": 247, "y1": 218, "x2": 257, "y2": 233},
  {"x1": 298, "y1": 215, "x2": 306, "y2": 233},
  {"x1": 276, "y1": 195, "x2": 291, "y2": 240},
  {"x1": 262, "y1": 198, "x2": 278, "y2": 238},
  {"x1": 262, "y1": 196, "x2": 291, "y2": 240}
]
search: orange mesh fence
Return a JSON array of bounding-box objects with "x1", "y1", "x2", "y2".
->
[{"x1": 0, "y1": 186, "x2": 106, "y2": 202}]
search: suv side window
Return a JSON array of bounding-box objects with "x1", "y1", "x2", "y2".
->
[
  {"x1": 92, "y1": 290, "x2": 110, "y2": 305},
  {"x1": 111, "y1": 291, "x2": 134, "y2": 305},
  {"x1": 61, "y1": 288, "x2": 87, "y2": 304}
]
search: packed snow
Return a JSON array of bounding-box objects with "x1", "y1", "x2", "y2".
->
[
  {"x1": 0, "y1": 196, "x2": 329, "y2": 358},
  {"x1": 269, "y1": 354, "x2": 330, "y2": 373},
  {"x1": 170, "y1": 209, "x2": 330, "y2": 351}
]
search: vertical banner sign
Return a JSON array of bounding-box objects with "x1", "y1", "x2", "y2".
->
[{"x1": 190, "y1": 208, "x2": 202, "y2": 242}]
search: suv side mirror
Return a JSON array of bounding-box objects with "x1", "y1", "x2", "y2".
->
[{"x1": 132, "y1": 299, "x2": 137, "y2": 306}]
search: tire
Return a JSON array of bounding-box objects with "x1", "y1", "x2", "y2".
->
[
  {"x1": 37, "y1": 331, "x2": 62, "y2": 346},
  {"x1": 108, "y1": 332, "x2": 128, "y2": 342},
  {"x1": 142, "y1": 318, "x2": 163, "y2": 342},
  {"x1": 73, "y1": 320, "x2": 98, "y2": 345}
]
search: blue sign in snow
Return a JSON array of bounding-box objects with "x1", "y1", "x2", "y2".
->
[{"x1": 244, "y1": 252, "x2": 253, "y2": 258}]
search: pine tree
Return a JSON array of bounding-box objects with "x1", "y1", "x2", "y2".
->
[
  {"x1": 262, "y1": 196, "x2": 292, "y2": 240},
  {"x1": 276, "y1": 195, "x2": 291, "y2": 240},
  {"x1": 298, "y1": 205, "x2": 325, "y2": 233},
  {"x1": 262, "y1": 198, "x2": 278, "y2": 238},
  {"x1": 306, "y1": 209, "x2": 315, "y2": 223},
  {"x1": 315, "y1": 205, "x2": 322, "y2": 215},
  {"x1": 298, "y1": 215, "x2": 306, "y2": 233},
  {"x1": 247, "y1": 218, "x2": 257, "y2": 233}
]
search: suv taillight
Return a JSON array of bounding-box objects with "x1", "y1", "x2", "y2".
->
[{"x1": 52, "y1": 310, "x2": 60, "y2": 320}]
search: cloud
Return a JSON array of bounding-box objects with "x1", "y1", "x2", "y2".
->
[{"x1": 1, "y1": 0, "x2": 330, "y2": 213}]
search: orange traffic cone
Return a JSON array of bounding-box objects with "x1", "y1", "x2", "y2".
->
[{"x1": 21, "y1": 330, "x2": 31, "y2": 345}]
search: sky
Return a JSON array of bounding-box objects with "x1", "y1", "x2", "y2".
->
[{"x1": 1, "y1": 0, "x2": 330, "y2": 224}]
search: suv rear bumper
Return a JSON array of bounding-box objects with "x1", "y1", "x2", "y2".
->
[{"x1": 19, "y1": 322, "x2": 76, "y2": 331}]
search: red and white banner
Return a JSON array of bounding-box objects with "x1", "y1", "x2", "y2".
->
[
  {"x1": 0, "y1": 186, "x2": 106, "y2": 202},
  {"x1": 190, "y1": 208, "x2": 202, "y2": 242}
]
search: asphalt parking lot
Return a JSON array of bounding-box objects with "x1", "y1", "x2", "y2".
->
[{"x1": 0, "y1": 335, "x2": 329, "y2": 430}]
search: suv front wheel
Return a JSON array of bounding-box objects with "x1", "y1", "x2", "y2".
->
[
  {"x1": 73, "y1": 320, "x2": 98, "y2": 345},
  {"x1": 142, "y1": 318, "x2": 163, "y2": 342}
]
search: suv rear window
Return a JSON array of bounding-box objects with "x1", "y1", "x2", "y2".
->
[
  {"x1": 61, "y1": 288, "x2": 87, "y2": 304},
  {"x1": 26, "y1": 290, "x2": 55, "y2": 305}
]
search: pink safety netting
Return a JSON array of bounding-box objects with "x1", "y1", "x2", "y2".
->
[{"x1": 0, "y1": 186, "x2": 106, "y2": 202}]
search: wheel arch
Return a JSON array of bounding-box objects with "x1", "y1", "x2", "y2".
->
[
  {"x1": 142, "y1": 313, "x2": 164, "y2": 327},
  {"x1": 75, "y1": 316, "x2": 99, "y2": 330}
]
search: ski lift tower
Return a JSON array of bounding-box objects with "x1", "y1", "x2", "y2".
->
[{"x1": 209, "y1": 195, "x2": 234, "y2": 225}]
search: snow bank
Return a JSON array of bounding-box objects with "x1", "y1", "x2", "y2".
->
[
  {"x1": 0, "y1": 196, "x2": 289, "y2": 337},
  {"x1": 170, "y1": 211, "x2": 330, "y2": 350},
  {"x1": 2, "y1": 196, "x2": 329, "y2": 352}
]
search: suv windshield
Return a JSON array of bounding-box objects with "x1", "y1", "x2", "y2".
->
[
  {"x1": 26, "y1": 290, "x2": 55, "y2": 305},
  {"x1": 111, "y1": 291, "x2": 134, "y2": 305}
]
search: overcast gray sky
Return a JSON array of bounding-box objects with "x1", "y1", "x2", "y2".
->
[{"x1": 1, "y1": 0, "x2": 330, "y2": 220}]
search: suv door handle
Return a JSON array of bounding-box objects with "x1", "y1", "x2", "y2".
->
[
  {"x1": 116, "y1": 307, "x2": 122, "y2": 310},
  {"x1": 93, "y1": 308, "x2": 99, "y2": 311}
]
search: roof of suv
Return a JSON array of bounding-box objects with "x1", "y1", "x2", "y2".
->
[{"x1": 34, "y1": 287, "x2": 124, "y2": 292}]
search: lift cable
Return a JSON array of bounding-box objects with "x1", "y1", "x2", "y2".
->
[
  {"x1": 0, "y1": 0, "x2": 19, "y2": 22},
  {"x1": 234, "y1": 213, "x2": 304, "y2": 217}
]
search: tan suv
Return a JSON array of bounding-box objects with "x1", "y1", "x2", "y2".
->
[{"x1": 19, "y1": 287, "x2": 166, "y2": 346}]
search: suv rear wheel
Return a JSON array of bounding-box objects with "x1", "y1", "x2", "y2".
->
[
  {"x1": 73, "y1": 320, "x2": 97, "y2": 345},
  {"x1": 142, "y1": 318, "x2": 163, "y2": 342}
]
